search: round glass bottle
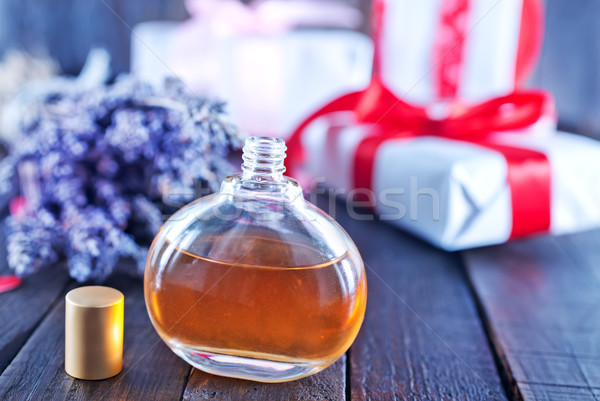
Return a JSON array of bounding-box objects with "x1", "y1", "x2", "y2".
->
[{"x1": 144, "y1": 136, "x2": 367, "y2": 382}]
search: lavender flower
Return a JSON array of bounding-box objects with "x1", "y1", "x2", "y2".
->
[{"x1": 1, "y1": 76, "x2": 241, "y2": 282}]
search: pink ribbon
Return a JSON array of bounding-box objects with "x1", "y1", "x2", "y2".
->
[{"x1": 184, "y1": 0, "x2": 363, "y2": 35}]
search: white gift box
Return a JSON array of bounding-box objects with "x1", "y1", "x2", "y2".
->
[
  {"x1": 376, "y1": 0, "x2": 542, "y2": 103},
  {"x1": 131, "y1": 22, "x2": 372, "y2": 138},
  {"x1": 285, "y1": 0, "x2": 561, "y2": 250},
  {"x1": 299, "y1": 111, "x2": 600, "y2": 250}
]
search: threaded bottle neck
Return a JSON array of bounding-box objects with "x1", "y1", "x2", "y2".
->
[{"x1": 241, "y1": 136, "x2": 287, "y2": 182}]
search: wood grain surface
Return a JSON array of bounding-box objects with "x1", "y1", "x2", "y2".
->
[
  {"x1": 322, "y1": 196, "x2": 507, "y2": 401},
  {"x1": 0, "y1": 274, "x2": 191, "y2": 401},
  {"x1": 3, "y1": 196, "x2": 600, "y2": 399},
  {"x1": 0, "y1": 228, "x2": 71, "y2": 376},
  {"x1": 183, "y1": 357, "x2": 346, "y2": 401},
  {"x1": 463, "y1": 230, "x2": 600, "y2": 401}
]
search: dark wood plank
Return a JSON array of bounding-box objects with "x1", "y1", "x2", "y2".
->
[
  {"x1": 183, "y1": 357, "x2": 346, "y2": 401},
  {"x1": 0, "y1": 193, "x2": 508, "y2": 401},
  {"x1": 0, "y1": 238, "x2": 70, "y2": 375},
  {"x1": 519, "y1": 383, "x2": 600, "y2": 401},
  {"x1": 0, "y1": 273, "x2": 191, "y2": 401},
  {"x1": 317, "y1": 197, "x2": 507, "y2": 400},
  {"x1": 463, "y1": 231, "x2": 600, "y2": 400}
]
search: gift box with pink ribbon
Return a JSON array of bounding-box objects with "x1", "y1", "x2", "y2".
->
[
  {"x1": 287, "y1": 0, "x2": 600, "y2": 250},
  {"x1": 131, "y1": 0, "x2": 373, "y2": 138}
]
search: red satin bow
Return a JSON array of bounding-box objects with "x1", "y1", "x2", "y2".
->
[
  {"x1": 354, "y1": 78, "x2": 548, "y2": 137},
  {"x1": 286, "y1": 78, "x2": 554, "y2": 239}
]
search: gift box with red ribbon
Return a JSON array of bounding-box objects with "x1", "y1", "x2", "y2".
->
[
  {"x1": 286, "y1": 0, "x2": 600, "y2": 250},
  {"x1": 375, "y1": 0, "x2": 544, "y2": 103}
]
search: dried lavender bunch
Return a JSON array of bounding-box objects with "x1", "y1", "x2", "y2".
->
[{"x1": 1, "y1": 76, "x2": 241, "y2": 282}]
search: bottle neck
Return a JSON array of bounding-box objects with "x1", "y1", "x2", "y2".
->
[
  {"x1": 219, "y1": 136, "x2": 303, "y2": 204},
  {"x1": 240, "y1": 136, "x2": 287, "y2": 183}
]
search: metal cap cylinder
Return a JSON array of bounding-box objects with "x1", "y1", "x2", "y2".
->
[{"x1": 65, "y1": 286, "x2": 124, "y2": 380}]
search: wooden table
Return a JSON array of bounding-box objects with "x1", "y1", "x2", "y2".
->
[{"x1": 0, "y1": 195, "x2": 599, "y2": 400}]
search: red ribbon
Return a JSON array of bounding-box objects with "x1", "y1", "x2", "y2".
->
[
  {"x1": 287, "y1": 0, "x2": 551, "y2": 240},
  {"x1": 0, "y1": 275, "x2": 21, "y2": 293},
  {"x1": 286, "y1": 78, "x2": 553, "y2": 239},
  {"x1": 433, "y1": 0, "x2": 471, "y2": 99},
  {"x1": 371, "y1": 0, "x2": 544, "y2": 94}
]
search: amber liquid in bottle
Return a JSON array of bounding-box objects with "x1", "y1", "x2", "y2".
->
[{"x1": 145, "y1": 233, "x2": 367, "y2": 366}]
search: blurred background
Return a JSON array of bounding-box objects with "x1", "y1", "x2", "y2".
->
[{"x1": 0, "y1": 0, "x2": 595, "y2": 136}]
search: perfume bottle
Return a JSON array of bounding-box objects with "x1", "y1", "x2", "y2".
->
[{"x1": 144, "y1": 136, "x2": 367, "y2": 382}]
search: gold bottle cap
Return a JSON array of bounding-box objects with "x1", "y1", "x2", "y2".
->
[{"x1": 65, "y1": 286, "x2": 124, "y2": 380}]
